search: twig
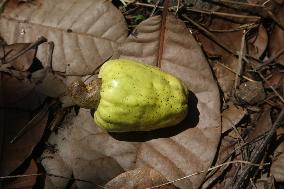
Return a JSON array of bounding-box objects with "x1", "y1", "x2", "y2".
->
[
  {"x1": 182, "y1": 14, "x2": 241, "y2": 57},
  {"x1": 135, "y1": 2, "x2": 163, "y2": 9},
  {"x1": 234, "y1": 30, "x2": 247, "y2": 90},
  {"x1": 47, "y1": 41, "x2": 54, "y2": 70},
  {"x1": 118, "y1": 0, "x2": 127, "y2": 6},
  {"x1": 1, "y1": 36, "x2": 47, "y2": 64},
  {"x1": 209, "y1": 23, "x2": 258, "y2": 33},
  {"x1": 234, "y1": 108, "x2": 284, "y2": 188},
  {"x1": 9, "y1": 101, "x2": 53, "y2": 144},
  {"x1": 186, "y1": 8, "x2": 260, "y2": 20},
  {"x1": 157, "y1": 0, "x2": 168, "y2": 68},
  {"x1": 135, "y1": 2, "x2": 181, "y2": 12},
  {"x1": 206, "y1": 0, "x2": 284, "y2": 30},
  {"x1": 175, "y1": 0, "x2": 180, "y2": 15},
  {"x1": 216, "y1": 62, "x2": 255, "y2": 82},
  {"x1": 150, "y1": 0, "x2": 161, "y2": 17},
  {"x1": 0, "y1": 173, "x2": 42, "y2": 179},
  {"x1": 0, "y1": 172, "x2": 107, "y2": 189},
  {"x1": 147, "y1": 161, "x2": 269, "y2": 189}
]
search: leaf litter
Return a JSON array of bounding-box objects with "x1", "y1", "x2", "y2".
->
[{"x1": 0, "y1": 0, "x2": 284, "y2": 189}]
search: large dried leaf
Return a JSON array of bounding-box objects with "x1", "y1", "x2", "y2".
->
[
  {"x1": 0, "y1": 73, "x2": 47, "y2": 176},
  {"x1": 42, "y1": 14, "x2": 221, "y2": 189},
  {"x1": 0, "y1": 0, "x2": 128, "y2": 75},
  {"x1": 115, "y1": 14, "x2": 221, "y2": 189}
]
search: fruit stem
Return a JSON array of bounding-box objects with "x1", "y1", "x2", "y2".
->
[{"x1": 68, "y1": 78, "x2": 101, "y2": 109}]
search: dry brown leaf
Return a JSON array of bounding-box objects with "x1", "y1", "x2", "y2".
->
[
  {"x1": 269, "y1": 4, "x2": 284, "y2": 66},
  {"x1": 0, "y1": 0, "x2": 128, "y2": 75},
  {"x1": 0, "y1": 43, "x2": 36, "y2": 71},
  {"x1": 196, "y1": 17, "x2": 267, "y2": 99},
  {"x1": 3, "y1": 159, "x2": 38, "y2": 189},
  {"x1": 264, "y1": 70, "x2": 284, "y2": 89},
  {"x1": 222, "y1": 103, "x2": 247, "y2": 133},
  {"x1": 42, "y1": 13, "x2": 221, "y2": 189},
  {"x1": 271, "y1": 142, "x2": 284, "y2": 182},
  {"x1": 0, "y1": 73, "x2": 47, "y2": 176},
  {"x1": 247, "y1": 107, "x2": 272, "y2": 143},
  {"x1": 105, "y1": 167, "x2": 177, "y2": 189}
]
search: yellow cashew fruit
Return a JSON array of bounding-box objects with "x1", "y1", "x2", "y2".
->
[{"x1": 69, "y1": 59, "x2": 189, "y2": 132}]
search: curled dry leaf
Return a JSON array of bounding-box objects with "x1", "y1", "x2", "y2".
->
[
  {"x1": 105, "y1": 167, "x2": 177, "y2": 189},
  {"x1": 0, "y1": 0, "x2": 128, "y2": 75},
  {"x1": 42, "y1": 13, "x2": 221, "y2": 189},
  {"x1": 269, "y1": 4, "x2": 284, "y2": 66},
  {"x1": 0, "y1": 73, "x2": 47, "y2": 176},
  {"x1": 3, "y1": 159, "x2": 38, "y2": 189}
]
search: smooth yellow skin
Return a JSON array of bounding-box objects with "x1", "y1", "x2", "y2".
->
[{"x1": 94, "y1": 59, "x2": 188, "y2": 132}]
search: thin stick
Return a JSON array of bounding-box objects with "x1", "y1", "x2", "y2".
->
[
  {"x1": 182, "y1": 14, "x2": 245, "y2": 59},
  {"x1": 208, "y1": 0, "x2": 284, "y2": 30},
  {"x1": 47, "y1": 41, "x2": 54, "y2": 70},
  {"x1": 186, "y1": 8, "x2": 260, "y2": 20},
  {"x1": 135, "y1": 2, "x2": 163, "y2": 8},
  {"x1": 2, "y1": 36, "x2": 47, "y2": 64},
  {"x1": 216, "y1": 62, "x2": 255, "y2": 82},
  {"x1": 209, "y1": 23, "x2": 258, "y2": 33},
  {"x1": 0, "y1": 173, "x2": 107, "y2": 189},
  {"x1": 182, "y1": 14, "x2": 262, "y2": 65},
  {"x1": 234, "y1": 30, "x2": 246, "y2": 89},
  {"x1": 147, "y1": 161, "x2": 269, "y2": 189},
  {"x1": 10, "y1": 102, "x2": 52, "y2": 144},
  {"x1": 156, "y1": 0, "x2": 168, "y2": 68},
  {"x1": 150, "y1": 0, "x2": 161, "y2": 17},
  {"x1": 175, "y1": 0, "x2": 180, "y2": 15},
  {"x1": 0, "y1": 173, "x2": 42, "y2": 179}
]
